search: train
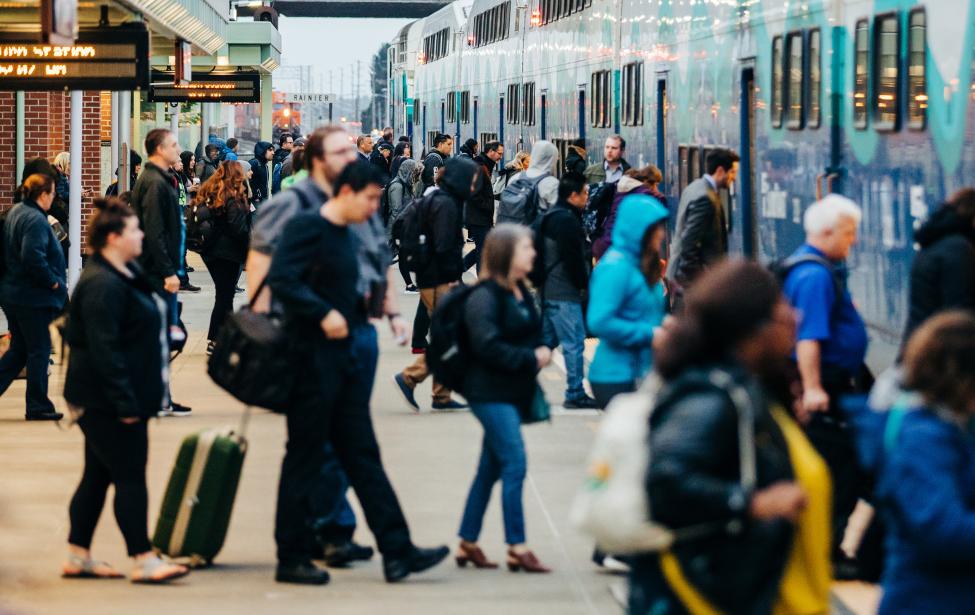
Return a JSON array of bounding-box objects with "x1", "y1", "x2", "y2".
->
[
  {"x1": 235, "y1": 91, "x2": 304, "y2": 143},
  {"x1": 388, "y1": 0, "x2": 975, "y2": 368}
]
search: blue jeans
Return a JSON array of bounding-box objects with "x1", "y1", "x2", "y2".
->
[
  {"x1": 459, "y1": 402, "x2": 527, "y2": 545},
  {"x1": 542, "y1": 299, "x2": 587, "y2": 401}
]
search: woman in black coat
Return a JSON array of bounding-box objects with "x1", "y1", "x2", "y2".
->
[
  {"x1": 456, "y1": 224, "x2": 553, "y2": 573},
  {"x1": 63, "y1": 198, "x2": 188, "y2": 584},
  {"x1": 195, "y1": 161, "x2": 252, "y2": 352},
  {"x1": 902, "y1": 188, "x2": 975, "y2": 348}
]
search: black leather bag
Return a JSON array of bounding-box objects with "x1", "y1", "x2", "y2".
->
[{"x1": 207, "y1": 279, "x2": 295, "y2": 413}]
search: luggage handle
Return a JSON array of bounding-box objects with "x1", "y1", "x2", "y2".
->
[{"x1": 232, "y1": 405, "x2": 253, "y2": 452}]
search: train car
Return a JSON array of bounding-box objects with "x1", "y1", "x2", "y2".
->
[
  {"x1": 389, "y1": 20, "x2": 425, "y2": 141},
  {"x1": 400, "y1": 0, "x2": 975, "y2": 367}
]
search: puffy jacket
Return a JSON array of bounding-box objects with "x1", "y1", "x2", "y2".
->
[
  {"x1": 587, "y1": 195, "x2": 667, "y2": 384},
  {"x1": 903, "y1": 205, "x2": 975, "y2": 346},
  {"x1": 564, "y1": 145, "x2": 588, "y2": 176},
  {"x1": 415, "y1": 157, "x2": 479, "y2": 288},
  {"x1": 202, "y1": 199, "x2": 251, "y2": 265},
  {"x1": 634, "y1": 362, "x2": 795, "y2": 614},
  {"x1": 592, "y1": 176, "x2": 664, "y2": 260},
  {"x1": 847, "y1": 372, "x2": 975, "y2": 615},
  {"x1": 0, "y1": 200, "x2": 67, "y2": 309},
  {"x1": 666, "y1": 176, "x2": 727, "y2": 287},
  {"x1": 130, "y1": 162, "x2": 182, "y2": 287},
  {"x1": 465, "y1": 153, "x2": 497, "y2": 228},
  {"x1": 462, "y1": 280, "x2": 541, "y2": 414},
  {"x1": 249, "y1": 141, "x2": 273, "y2": 204},
  {"x1": 538, "y1": 202, "x2": 588, "y2": 302},
  {"x1": 64, "y1": 255, "x2": 166, "y2": 420}
]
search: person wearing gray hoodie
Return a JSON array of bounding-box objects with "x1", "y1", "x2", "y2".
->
[
  {"x1": 509, "y1": 140, "x2": 560, "y2": 212},
  {"x1": 387, "y1": 158, "x2": 423, "y2": 289}
]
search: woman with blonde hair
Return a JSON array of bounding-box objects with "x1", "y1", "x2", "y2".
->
[
  {"x1": 455, "y1": 224, "x2": 553, "y2": 574},
  {"x1": 194, "y1": 161, "x2": 251, "y2": 353}
]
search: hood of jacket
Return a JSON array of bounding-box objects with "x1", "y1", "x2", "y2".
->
[
  {"x1": 567, "y1": 145, "x2": 586, "y2": 159},
  {"x1": 253, "y1": 141, "x2": 273, "y2": 164},
  {"x1": 526, "y1": 140, "x2": 558, "y2": 178},
  {"x1": 439, "y1": 157, "x2": 479, "y2": 201},
  {"x1": 609, "y1": 194, "x2": 668, "y2": 259},
  {"x1": 616, "y1": 175, "x2": 645, "y2": 194},
  {"x1": 397, "y1": 158, "x2": 419, "y2": 183},
  {"x1": 474, "y1": 152, "x2": 496, "y2": 174},
  {"x1": 914, "y1": 205, "x2": 975, "y2": 248}
]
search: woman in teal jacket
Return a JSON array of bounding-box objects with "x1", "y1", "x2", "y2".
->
[{"x1": 587, "y1": 194, "x2": 669, "y2": 408}]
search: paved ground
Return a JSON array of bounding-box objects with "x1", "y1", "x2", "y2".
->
[{"x1": 0, "y1": 253, "x2": 879, "y2": 615}]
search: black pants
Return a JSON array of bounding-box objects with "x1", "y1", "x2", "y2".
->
[
  {"x1": 590, "y1": 381, "x2": 636, "y2": 410},
  {"x1": 397, "y1": 253, "x2": 413, "y2": 287},
  {"x1": 203, "y1": 256, "x2": 241, "y2": 341},
  {"x1": 0, "y1": 303, "x2": 56, "y2": 415},
  {"x1": 462, "y1": 225, "x2": 491, "y2": 273},
  {"x1": 68, "y1": 411, "x2": 152, "y2": 556},
  {"x1": 411, "y1": 300, "x2": 430, "y2": 350},
  {"x1": 275, "y1": 324, "x2": 412, "y2": 565}
]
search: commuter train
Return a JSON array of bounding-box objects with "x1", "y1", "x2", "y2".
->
[{"x1": 388, "y1": 0, "x2": 975, "y2": 368}]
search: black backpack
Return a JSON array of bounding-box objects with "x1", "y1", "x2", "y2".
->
[
  {"x1": 497, "y1": 174, "x2": 547, "y2": 225},
  {"x1": 394, "y1": 193, "x2": 433, "y2": 273},
  {"x1": 426, "y1": 284, "x2": 480, "y2": 391},
  {"x1": 528, "y1": 208, "x2": 561, "y2": 289},
  {"x1": 184, "y1": 200, "x2": 215, "y2": 254},
  {"x1": 582, "y1": 181, "x2": 618, "y2": 241}
]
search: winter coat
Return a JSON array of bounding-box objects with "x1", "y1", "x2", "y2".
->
[
  {"x1": 633, "y1": 362, "x2": 795, "y2": 615},
  {"x1": 198, "y1": 158, "x2": 219, "y2": 183},
  {"x1": 509, "y1": 140, "x2": 559, "y2": 211},
  {"x1": 583, "y1": 158, "x2": 631, "y2": 185},
  {"x1": 462, "y1": 280, "x2": 541, "y2": 414},
  {"x1": 464, "y1": 153, "x2": 497, "y2": 228},
  {"x1": 538, "y1": 202, "x2": 588, "y2": 302},
  {"x1": 272, "y1": 147, "x2": 289, "y2": 170},
  {"x1": 587, "y1": 195, "x2": 668, "y2": 384},
  {"x1": 903, "y1": 205, "x2": 975, "y2": 346},
  {"x1": 847, "y1": 372, "x2": 975, "y2": 615},
  {"x1": 415, "y1": 157, "x2": 479, "y2": 288},
  {"x1": 592, "y1": 176, "x2": 664, "y2": 260},
  {"x1": 421, "y1": 150, "x2": 448, "y2": 189},
  {"x1": 666, "y1": 175, "x2": 726, "y2": 287},
  {"x1": 248, "y1": 141, "x2": 273, "y2": 204},
  {"x1": 387, "y1": 159, "x2": 420, "y2": 217},
  {"x1": 0, "y1": 199, "x2": 67, "y2": 309},
  {"x1": 564, "y1": 145, "x2": 588, "y2": 176},
  {"x1": 202, "y1": 199, "x2": 251, "y2": 265},
  {"x1": 64, "y1": 255, "x2": 167, "y2": 420},
  {"x1": 130, "y1": 162, "x2": 183, "y2": 288}
]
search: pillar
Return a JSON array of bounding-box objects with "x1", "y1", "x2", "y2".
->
[
  {"x1": 15, "y1": 92, "x2": 24, "y2": 183},
  {"x1": 260, "y1": 73, "x2": 272, "y2": 143},
  {"x1": 68, "y1": 91, "x2": 82, "y2": 288}
]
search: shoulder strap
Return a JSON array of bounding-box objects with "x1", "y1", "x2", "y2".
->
[
  {"x1": 784, "y1": 253, "x2": 844, "y2": 314},
  {"x1": 883, "y1": 395, "x2": 913, "y2": 456},
  {"x1": 705, "y1": 369, "x2": 758, "y2": 492}
]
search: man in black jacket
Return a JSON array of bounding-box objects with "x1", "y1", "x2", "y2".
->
[
  {"x1": 131, "y1": 128, "x2": 190, "y2": 417},
  {"x1": 197, "y1": 144, "x2": 221, "y2": 183},
  {"x1": 394, "y1": 157, "x2": 479, "y2": 411},
  {"x1": 538, "y1": 172, "x2": 596, "y2": 409},
  {"x1": 249, "y1": 141, "x2": 274, "y2": 205},
  {"x1": 462, "y1": 140, "x2": 504, "y2": 273},
  {"x1": 421, "y1": 133, "x2": 453, "y2": 190}
]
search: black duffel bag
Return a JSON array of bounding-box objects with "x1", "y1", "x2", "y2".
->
[{"x1": 207, "y1": 279, "x2": 294, "y2": 412}]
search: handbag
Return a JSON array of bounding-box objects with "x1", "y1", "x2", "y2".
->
[
  {"x1": 520, "y1": 382, "x2": 551, "y2": 424},
  {"x1": 207, "y1": 277, "x2": 295, "y2": 413}
]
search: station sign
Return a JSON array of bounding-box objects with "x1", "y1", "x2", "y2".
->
[
  {"x1": 147, "y1": 71, "x2": 261, "y2": 103},
  {"x1": 284, "y1": 92, "x2": 336, "y2": 104},
  {"x1": 0, "y1": 28, "x2": 150, "y2": 91}
]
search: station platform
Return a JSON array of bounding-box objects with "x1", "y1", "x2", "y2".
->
[{"x1": 0, "y1": 254, "x2": 879, "y2": 614}]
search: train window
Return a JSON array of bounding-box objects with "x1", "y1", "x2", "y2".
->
[
  {"x1": 678, "y1": 145, "x2": 700, "y2": 194},
  {"x1": 591, "y1": 70, "x2": 611, "y2": 128},
  {"x1": 874, "y1": 14, "x2": 900, "y2": 131},
  {"x1": 808, "y1": 29, "x2": 822, "y2": 129},
  {"x1": 413, "y1": 99, "x2": 421, "y2": 125},
  {"x1": 461, "y1": 91, "x2": 471, "y2": 124},
  {"x1": 853, "y1": 19, "x2": 869, "y2": 129},
  {"x1": 507, "y1": 84, "x2": 520, "y2": 124},
  {"x1": 575, "y1": 0, "x2": 584, "y2": 11},
  {"x1": 522, "y1": 82, "x2": 536, "y2": 126},
  {"x1": 786, "y1": 32, "x2": 804, "y2": 129},
  {"x1": 907, "y1": 9, "x2": 927, "y2": 130},
  {"x1": 447, "y1": 92, "x2": 457, "y2": 123},
  {"x1": 771, "y1": 36, "x2": 784, "y2": 128},
  {"x1": 622, "y1": 62, "x2": 644, "y2": 126}
]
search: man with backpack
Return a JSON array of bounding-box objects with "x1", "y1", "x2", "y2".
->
[
  {"x1": 421, "y1": 134, "x2": 453, "y2": 191},
  {"x1": 393, "y1": 157, "x2": 480, "y2": 412},
  {"x1": 463, "y1": 140, "x2": 504, "y2": 273},
  {"x1": 497, "y1": 140, "x2": 558, "y2": 225},
  {"x1": 535, "y1": 172, "x2": 596, "y2": 409},
  {"x1": 781, "y1": 194, "x2": 869, "y2": 575}
]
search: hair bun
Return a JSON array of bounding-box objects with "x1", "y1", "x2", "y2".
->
[{"x1": 92, "y1": 196, "x2": 128, "y2": 213}]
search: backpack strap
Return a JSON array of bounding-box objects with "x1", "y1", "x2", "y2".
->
[
  {"x1": 883, "y1": 395, "x2": 913, "y2": 457},
  {"x1": 783, "y1": 253, "x2": 844, "y2": 318}
]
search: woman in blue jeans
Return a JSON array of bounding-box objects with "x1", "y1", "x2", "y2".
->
[{"x1": 457, "y1": 224, "x2": 553, "y2": 573}]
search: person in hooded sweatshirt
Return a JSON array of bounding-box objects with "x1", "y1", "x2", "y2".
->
[
  {"x1": 564, "y1": 139, "x2": 588, "y2": 176},
  {"x1": 249, "y1": 141, "x2": 274, "y2": 206},
  {"x1": 902, "y1": 188, "x2": 975, "y2": 348},
  {"x1": 592, "y1": 165, "x2": 665, "y2": 261},
  {"x1": 509, "y1": 140, "x2": 559, "y2": 213},
  {"x1": 394, "y1": 157, "x2": 479, "y2": 412}
]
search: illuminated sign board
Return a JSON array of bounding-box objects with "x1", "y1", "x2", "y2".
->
[
  {"x1": 0, "y1": 28, "x2": 149, "y2": 91},
  {"x1": 147, "y1": 71, "x2": 261, "y2": 103}
]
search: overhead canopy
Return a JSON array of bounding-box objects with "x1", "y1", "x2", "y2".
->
[{"x1": 274, "y1": 0, "x2": 451, "y2": 18}]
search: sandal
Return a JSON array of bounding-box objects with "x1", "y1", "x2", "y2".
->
[
  {"x1": 61, "y1": 553, "x2": 124, "y2": 579},
  {"x1": 130, "y1": 555, "x2": 190, "y2": 585}
]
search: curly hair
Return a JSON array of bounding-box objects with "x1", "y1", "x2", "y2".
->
[{"x1": 193, "y1": 160, "x2": 247, "y2": 211}]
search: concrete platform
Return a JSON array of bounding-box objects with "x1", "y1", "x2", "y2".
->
[{"x1": 0, "y1": 254, "x2": 879, "y2": 614}]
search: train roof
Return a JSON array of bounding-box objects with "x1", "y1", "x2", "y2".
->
[{"x1": 421, "y1": 0, "x2": 474, "y2": 37}]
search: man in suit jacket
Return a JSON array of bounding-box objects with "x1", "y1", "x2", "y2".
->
[{"x1": 666, "y1": 148, "x2": 739, "y2": 306}]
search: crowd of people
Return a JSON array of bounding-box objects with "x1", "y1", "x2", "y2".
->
[{"x1": 1, "y1": 124, "x2": 973, "y2": 614}]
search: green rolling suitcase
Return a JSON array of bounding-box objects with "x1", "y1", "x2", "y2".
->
[{"x1": 152, "y1": 425, "x2": 247, "y2": 567}]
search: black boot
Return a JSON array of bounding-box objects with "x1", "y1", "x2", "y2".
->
[
  {"x1": 275, "y1": 561, "x2": 330, "y2": 585},
  {"x1": 383, "y1": 545, "x2": 449, "y2": 583},
  {"x1": 324, "y1": 541, "x2": 375, "y2": 568}
]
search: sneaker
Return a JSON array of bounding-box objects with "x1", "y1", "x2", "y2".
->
[
  {"x1": 403, "y1": 284, "x2": 419, "y2": 295},
  {"x1": 169, "y1": 325, "x2": 187, "y2": 344},
  {"x1": 431, "y1": 399, "x2": 468, "y2": 411},
  {"x1": 179, "y1": 281, "x2": 201, "y2": 292},
  {"x1": 26, "y1": 410, "x2": 63, "y2": 421},
  {"x1": 206, "y1": 340, "x2": 215, "y2": 356},
  {"x1": 185, "y1": 266, "x2": 195, "y2": 273},
  {"x1": 159, "y1": 402, "x2": 192, "y2": 418},
  {"x1": 564, "y1": 395, "x2": 598, "y2": 410},
  {"x1": 393, "y1": 373, "x2": 420, "y2": 411}
]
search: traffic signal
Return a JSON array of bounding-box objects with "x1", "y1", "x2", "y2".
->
[{"x1": 253, "y1": 5, "x2": 279, "y2": 28}]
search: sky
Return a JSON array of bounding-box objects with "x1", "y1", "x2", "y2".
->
[{"x1": 274, "y1": 16, "x2": 413, "y2": 98}]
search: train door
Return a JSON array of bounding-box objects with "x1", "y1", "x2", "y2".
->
[
  {"x1": 577, "y1": 87, "x2": 586, "y2": 144},
  {"x1": 441, "y1": 99, "x2": 446, "y2": 134},
  {"x1": 473, "y1": 98, "x2": 478, "y2": 140},
  {"x1": 540, "y1": 91, "x2": 547, "y2": 140},
  {"x1": 655, "y1": 73, "x2": 667, "y2": 194},
  {"x1": 739, "y1": 66, "x2": 758, "y2": 258},
  {"x1": 422, "y1": 103, "x2": 427, "y2": 152},
  {"x1": 499, "y1": 95, "x2": 505, "y2": 151}
]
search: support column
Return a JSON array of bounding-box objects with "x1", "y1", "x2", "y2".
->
[
  {"x1": 155, "y1": 102, "x2": 164, "y2": 127},
  {"x1": 224, "y1": 104, "x2": 234, "y2": 139},
  {"x1": 68, "y1": 91, "x2": 83, "y2": 288},
  {"x1": 118, "y1": 91, "x2": 130, "y2": 193},
  {"x1": 15, "y1": 92, "x2": 24, "y2": 183},
  {"x1": 131, "y1": 90, "x2": 142, "y2": 160},
  {"x1": 201, "y1": 103, "x2": 210, "y2": 149},
  {"x1": 170, "y1": 105, "x2": 179, "y2": 140},
  {"x1": 110, "y1": 92, "x2": 119, "y2": 173},
  {"x1": 260, "y1": 73, "x2": 272, "y2": 143}
]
